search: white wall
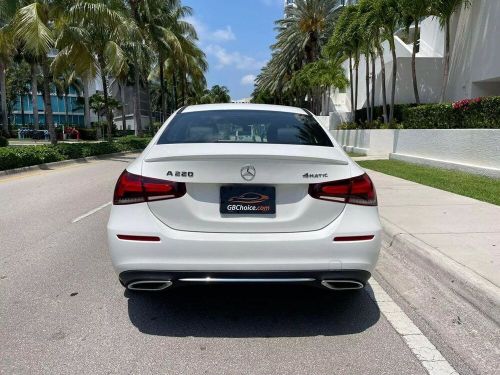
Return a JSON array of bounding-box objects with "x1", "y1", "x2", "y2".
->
[
  {"x1": 327, "y1": 1, "x2": 500, "y2": 118},
  {"x1": 331, "y1": 129, "x2": 500, "y2": 178},
  {"x1": 447, "y1": 0, "x2": 500, "y2": 101}
]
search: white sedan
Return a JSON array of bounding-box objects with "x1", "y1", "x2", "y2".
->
[{"x1": 107, "y1": 104, "x2": 381, "y2": 291}]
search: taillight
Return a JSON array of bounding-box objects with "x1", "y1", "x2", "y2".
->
[
  {"x1": 113, "y1": 170, "x2": 186, "y2": 205},
  {"x1": 308, "y1": 173, "x2": 377, "y2": 206}
]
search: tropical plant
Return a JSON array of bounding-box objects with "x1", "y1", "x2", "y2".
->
[
  {"x1": 291, "y1": 57, "x2": 348, "y2": 114},
  {"x1": 53, "y1": 69, "x2": 83, "y2": 125},
  {"x1": 52, "y1": 0, "x2": 130, "y2": 140},
  {"x1": 430, "y1": 0, "x2": 470, "y2": 103},
  {"x1": 6, "y1": 60, "x2": 31, "y2": 126},
  {"x1": 255, "y1": 0, "x2": 339, "y2": 113},
  {"x1": 199, "y1": 85, "x2": 231, "y2": 104},
  {"x1": 400, "y1": 0, "x2": 431, "y2": 105},
  {"x1": 3, "y1": 0, "x2": 209, "y2": 140},
  {"x1": 0, "y1": 2, "x2": 15, "y2": 133},
  {"x1": 12, "y1": 1, "x2": 60, "y2": 143},
  {"x1": 325, "y1": 4, "x2": 361, "y2": 122},
  {"x1": 375, "y1": 0, "x2": 401, "y2": 122}
]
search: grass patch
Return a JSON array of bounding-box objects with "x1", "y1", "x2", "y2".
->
[{"x1": 358, "y1": 159, "x2": 500, "y2": 206}]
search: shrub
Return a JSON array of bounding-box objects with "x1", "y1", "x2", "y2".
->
[
  {"x1": 0, "y1": 146, "x2": 65, "y2": 170},
  {"x1": 115, "y1": 130, "x2": 135, "y2": 138},
  {"x1": 354, "y1": 103, "x2": 418, "y2": 124},
  {"x1": 404, "y1": 96, "x2": 500, "y2": 129},
  {"x1": 403, "y1": 103, "x2": 460, "y2": 129},
  {"x1": 115, "y1": 135, "x2": 151, "y2": 150},
  {"x1": 460, "y1": 96, "x2": 500, "y2": 128},
  {"x1": 76, "y1": 128, "x2": 98, "y2": 140},
  {"x1": 0, "y1": 136, "x2": 152, "y2": 171},
  {"x1": 0, "y1": 136, "x2": 8, "y2": 147}
]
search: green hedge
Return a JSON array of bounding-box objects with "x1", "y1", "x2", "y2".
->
[
  {"x1": 355, "y1": 103, "x2": 418, "y2": 124},
  {"x1": 0, "y1": 137, "x2": 151, "y2": 171},
  {"x1": 403, "y1": 96, "x2": 500, "y2": 129}
]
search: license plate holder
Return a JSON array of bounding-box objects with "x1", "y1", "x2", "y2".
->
[{"x1": 220, "y1": 186, "x2": 276, "y2": 215}]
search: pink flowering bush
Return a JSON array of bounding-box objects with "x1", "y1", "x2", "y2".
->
[{"x1": 452, "y1": 97, "x2": 482, "y2": 110}]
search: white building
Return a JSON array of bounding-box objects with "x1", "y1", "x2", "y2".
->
[{"x1": 326, "y1": 0, "x2": 500, "y2": 125}]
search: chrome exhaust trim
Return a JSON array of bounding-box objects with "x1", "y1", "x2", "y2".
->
[
  {"x1": 178, "y1": 277, "x2": 315, "y2": 283},
  {"x1": 128, "y1": 280, "x2": 172, "y2": 291},
  {"x1": 321, "y1": 280, "x2": 364, "y2": 290}
]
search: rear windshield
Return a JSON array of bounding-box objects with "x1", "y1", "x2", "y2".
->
[{"x1": 157, "y1": 110, "x2": 333, "y2": 147}]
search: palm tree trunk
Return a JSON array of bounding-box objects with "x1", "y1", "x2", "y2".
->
[
  {"x1": 133, "y1": 68, "x2": 142, "y2": 137},
  {"x1": 98, "y1": 56, "x2": 113, "y2": 141},
  {"x1": 0, "y1": 62, "x2": 8, "y2": 134},
  {"x1": 365, "y1": 53, "x2": 370, "y2": 122},
  {"x1": 83, "y1": 75, "x2": 91, "y2": 128},
  {"x1": 371, "y1": 52, "x2": 376, "y2": 122},
  {"x1": 411, "y1": 19, "x2": 420, "y2": 104},
  {"x1": 172, "y1": 71, "x2": 178, "y2": 110},
  {"x1": 354, "y1": 61, "x2": 359, "y2": 123},
  {"x1": 41, "y1": 60, "x2": 56, "y2": 144},
  {"x1": 31, "y1": 63, "x2": 39, "y2": 130},
  {"x1": 20, "y1": 95, "x2": 26, "y2": 127},
  {"x1": 145, "y1": 79, "x2": 154, "y2": 129},
  {"x1": 390, "y1": 37, "x2": 397, "y2": 123},
  {"x1": 349, "y1": 56, "x2": 354, "y2": 122},
  {"x1": 439, "y1": 18, "x2": 450, "y2": 103},
  {"x1": 159, "y1": 58, "x2": 165, "y2": 121},
  {"x1": 64, "y1": 93, "x2": 69, "y2": 125},
  {"x1": 378, "y1": 46, "x2": 388, "y2": 123},
  {"x1": 181, "y1": 74, "x2": 186, "y2": 106},
  {"x1": 119, "y1": 82, "x2": 126, "y2": 131}
]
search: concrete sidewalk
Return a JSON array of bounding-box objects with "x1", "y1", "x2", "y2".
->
[{"x1": 366, "y1": 170, "x2": 500, "y2": 309}]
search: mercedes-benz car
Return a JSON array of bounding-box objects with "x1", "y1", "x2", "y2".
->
[{"x1": 107, "y1": 104, "x2": 381, "y2": 292}]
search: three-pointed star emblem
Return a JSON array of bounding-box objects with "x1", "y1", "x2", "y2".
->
[{"x1": 240, "y1": 165, "x2": 256, "y2": 181}]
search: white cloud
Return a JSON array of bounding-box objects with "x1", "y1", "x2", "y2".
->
[
  {"x1": 211, "y1": 26, "x2": 236, "y2": 42},
  {"x1": 241, "y1": 74, "x2": 256, "y2": 85},
  {"x1": 206, "y1": 44, "x2": 266, "y2": 70},
  {"x1": 186, "y1": 16, "x2": 236, "y2": 43}
]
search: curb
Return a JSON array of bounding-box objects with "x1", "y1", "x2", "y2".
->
[
  {"x1": 0, "y1": 151, "x2": 140, "y2": 178},
  {"x1": 381, "y1": 217, "x2": 500, "y2": 323}
]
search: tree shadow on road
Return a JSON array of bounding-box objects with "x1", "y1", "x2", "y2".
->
[{"x1": 126, "y1": 284, "x2": 380, "y2": 338}]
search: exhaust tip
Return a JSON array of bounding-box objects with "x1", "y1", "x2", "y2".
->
[
  {"x1": 128, "y1": 280, "x2": 172, "y2": 291},
  {"x1": 321, "y1": 280, "x2": 364, "y2": 290}
]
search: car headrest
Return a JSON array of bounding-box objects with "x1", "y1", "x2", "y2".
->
[
  {"x1": 267, "y1": 124, "x2": 299, "y2": 144},
  {"x1": 186, "y1": 123, "x2": 218, "y2": 142}
]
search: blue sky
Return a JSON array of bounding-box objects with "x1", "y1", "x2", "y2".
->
[{"x1": 183, "y1": 0, "x2": 284, "y2": 100}]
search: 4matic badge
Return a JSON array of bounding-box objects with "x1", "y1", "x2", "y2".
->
[{"x1": 302, "y1": 172, "x2": 328, "y2": 178}]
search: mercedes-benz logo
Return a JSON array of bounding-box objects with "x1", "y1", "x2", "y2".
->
[{"x1": 240, "y1": 165, "x2": 256, "y2": 181}]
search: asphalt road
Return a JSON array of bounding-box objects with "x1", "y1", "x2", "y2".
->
[{"x1": 0, "y1": 156, "x2": 496, "y2": 374}]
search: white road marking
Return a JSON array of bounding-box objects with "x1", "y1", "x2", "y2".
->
[
  {"x1": 71, "y1": 202, "x2": 112, "y2": 223},
  {"x1": 368, "y1": 278, "x2": 459, "y2": 375}
]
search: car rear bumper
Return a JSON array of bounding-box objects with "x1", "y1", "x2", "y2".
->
[
  {"x1": 119, "y1": 270, "x2": 371, "y2": 288},
  {"x1": 107, "y1": 203, "x2": 382, "y2": 276}
]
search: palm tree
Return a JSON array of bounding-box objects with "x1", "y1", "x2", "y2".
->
[
  {"x1": 0, "y1": 3, "x2": 15, "y2": 134},
  {"x1": 256, "y1": 0, "x2": 338, "y2": 113},
  {"x1": 53, "y1": 69, "x2": 83, "y2": 126},
  {"x1": 291, "y1": 57, "x2": 348, "y2": 114},
  {"x1": 325, "y1": 4, "x2": 361, "y2": 122},
  {"x1": 431, "y1": 0, "x2": 470, "y2": 103},
  {"x1": 132, "y1": 0, "x2": 197, "y2": 118},
  {"x1": 12, "y1": 1, "x2": 59, "y2": 143},
  {"x1": 374, "y1": 0, "x2": 401, "y2": 123},
  {"x1": 400, "y1": 0, "x2": 431, "y2": 105},
  {"x1": 60, "y1": 0, "x2": 130, "y2": 140}
]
